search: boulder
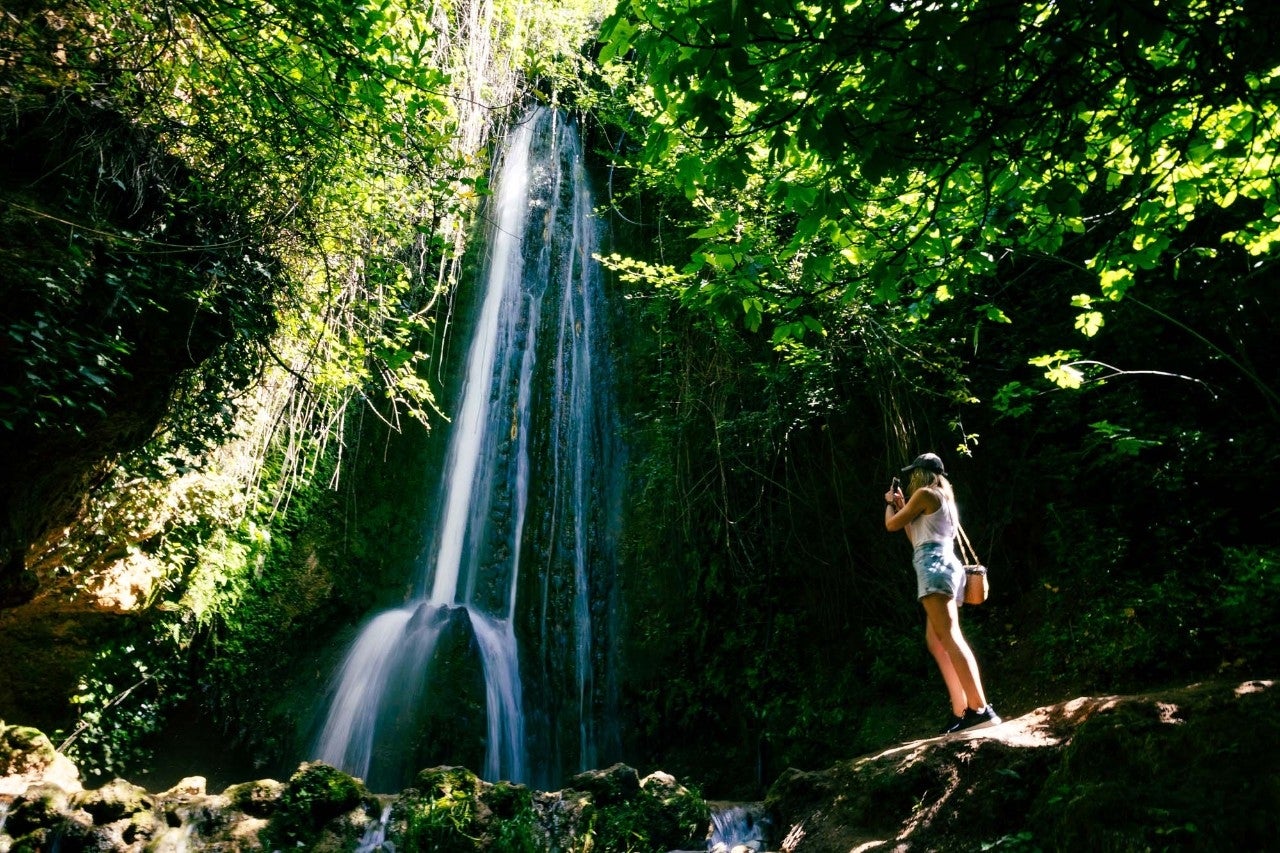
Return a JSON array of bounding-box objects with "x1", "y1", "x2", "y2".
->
[
  {"x1": 0, "y1": 721, "x2": 81, "y2": 796},
  {"x1": 73, "y1": 777, "x2": 154, "y2": 824},
  {"x1": 567, "y1": 761, "x2": 640, "y2": 805},
  {"x1": 4, "y1": 781, "x2": 76, "y2": 837},
  {"x1": 765, "y1": 678, "x2": 1280, "y2": 852},
  {"x1": 222, "y1": 777, "x2": 284, "y2": 817}
]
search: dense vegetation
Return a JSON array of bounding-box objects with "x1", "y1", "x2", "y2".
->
[
  {"x1": 588, "y1": 0, "x2": 1280, "y2": 792},
  {"x1": 1, "y1": 0, "x2": 1277, "y2": 809},
  {"x1": 0, "y1": 0, "x2": 604, "y2": 778}
]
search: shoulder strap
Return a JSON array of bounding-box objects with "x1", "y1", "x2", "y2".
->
[
  {"x1": 956, "y1": 522, "x2": 981, "y2": 566},
  {"x1": 946, "y1": 497, "x2": 982, "y2": 565}
]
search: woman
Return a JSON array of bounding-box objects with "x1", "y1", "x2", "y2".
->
[{"x1": 884, "y1": 452, "x2": 1000, "y2": 734}]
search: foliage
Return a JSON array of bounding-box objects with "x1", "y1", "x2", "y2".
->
[
  {"x1": 398, "y1": 768, "x2": 546, "y2": 852},
  {"x1": 55, "y1": 635, "x2": 190, "y2": 781},
  {"x1": 0, "y1": 93, "x2": 278, "y2": 531},
  {"x1": 598, "y1": 0, "x2": 1280, "y2": 373},
  {"x1": 401, "y1": 786, "x2": 480, "y2": 851},
  {"x1": 587, "y1": 0, "x2": 1280, "y2": 796},
  {"x1": 592, "y1": 0, "x2": 1280, "y2": 491},
  {"x1": 1209, "y1": 545, "x2": 1280, "y2": 669},
  {"x1": 268, "y1": 761, "x2": 372, "y2": 848}
]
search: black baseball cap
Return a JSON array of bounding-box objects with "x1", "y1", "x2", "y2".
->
[{"x1": 901, "y1": 453, "x2": 946, "y2": 476}]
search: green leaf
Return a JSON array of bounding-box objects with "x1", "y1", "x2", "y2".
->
[
  {"x1": 1075, "y1": 310, "x2": 1105, "y2": 337},
  {"x1": 1099, "y1": 268, "x2": 1134, "y2": 300}
]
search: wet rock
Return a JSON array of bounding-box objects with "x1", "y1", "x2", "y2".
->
[
  {"x1": 6, "y1": 782, "x2": 73, "y2": 837},
  {"x1": 4, "y1": 682, "x2": 1275, "y2": 852}
]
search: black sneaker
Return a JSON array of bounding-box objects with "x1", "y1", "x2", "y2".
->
[
  {"x1": 955, "y1": 705, "x2": 1002, "y2": 732},
  {"x1": 941, "y1": 714, "x2": 966, "y2": 735}
]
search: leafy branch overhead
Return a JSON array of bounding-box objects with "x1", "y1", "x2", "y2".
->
[{"x1": 597, "y1": 0, "x2": 1280, "y2": 404}]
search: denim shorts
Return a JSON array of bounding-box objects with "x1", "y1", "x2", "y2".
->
[{"x1": 913, "y1": 541, "x2": 965, "y2": 603}]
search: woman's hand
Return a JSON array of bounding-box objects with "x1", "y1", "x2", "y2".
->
[{"x1": 885, "y1": 485, "x2": 934, "y2": 532}]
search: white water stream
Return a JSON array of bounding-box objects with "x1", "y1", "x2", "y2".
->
[{"x1": 310, "y1": 107, "x2": 617, "y2": 791}]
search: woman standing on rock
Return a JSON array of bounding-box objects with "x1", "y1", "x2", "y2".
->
[{"x1": 884, "y1": 452, "x2": 1000, "y2": 734}]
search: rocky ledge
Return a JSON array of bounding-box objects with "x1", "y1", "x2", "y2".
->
[
  {"x1": 2, "y1": 678, "x2": 1276, "y2": 851},
  {"x1": 767, "y1": 677, "x2": 1278, "y2": 851},
  {"x1": 0, "y1": 739, "x2": 707, "y2": 853}
]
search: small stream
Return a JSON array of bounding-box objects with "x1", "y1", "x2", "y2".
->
[{"x1": 707, "y1": 802, "x2": 771, "y2": 852}]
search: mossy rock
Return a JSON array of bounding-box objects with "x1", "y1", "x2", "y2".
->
[
  {"x1": 484, "y1": 779, "x2": 533, "y2": 819},
  {"x1": 121, "y1": 808, "x2": 163, "y2": 847},
  {"x1": 414, "y1": 765, "x2": 483, "y2": 802},
  {"x1": 5, "y1": 813, "x2": 109, "y2": 852},
  {"x1": 72, "y1": 777, "x2": 153, "y2": 824},
  {"x1": 567, "y1": 762, "x2": 640, "y2": 806},
  {"x1": 567, "y1": 767, "x2": 708, "y2": 853},
  {"x1": 265, "y1": 761, "x2": 373, "y2": 848},
  {"x1": 482, "y1": 782, "x2": 545, "y2": 853},
  {"x1": 222, "y1": 777, "x2": 285, "y2": 817},
  {"x1": 4, "y1": 782, "x2": 73, "y2": 837},
  {"x1": 397, "y1": 767, "x2": 487, "y2": 851},
  {"x1": 1028, "y1": 685, "x2": 1280, "y2": 850},
  {"x1": 639, "y1": 771, "x2": 710, "y2": 850},
  {"x1": 0, "y1": 722, "x2": 57, "y2": 775}
]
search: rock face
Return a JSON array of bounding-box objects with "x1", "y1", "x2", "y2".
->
[
  {"x1": 765, "y1": 678, "x2": 1279, "y2": 852},
  {"x1": 3, "y1": 679, "x2": 1277, "y2": 851},
  {"x1": 0, "y1": 97, "x2": 279, "y2": 609}
]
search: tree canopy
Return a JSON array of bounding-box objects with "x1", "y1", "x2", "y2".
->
[{"x1": 597, "y1": 0, "x2": 1279, "y2": 426}]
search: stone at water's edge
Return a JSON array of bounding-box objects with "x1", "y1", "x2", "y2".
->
[
  {"x1": 5, "y1": 680, "x2": 1273, "y2": 851},
  {"x1": 0, "y1": 735, "x2": 709, "y2": 852}
]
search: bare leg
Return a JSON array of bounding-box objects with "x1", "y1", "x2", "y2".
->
[
  {"x1": 920, "y1": 594, "x2": 988, "y2": 711},
  {"x1": 926, "y1": 621, "x2": 967, "y2": 716}
]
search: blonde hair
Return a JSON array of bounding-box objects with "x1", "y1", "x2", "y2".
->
[{"x1": 907, "y1": 468, "x2": 955, "y2": 505}]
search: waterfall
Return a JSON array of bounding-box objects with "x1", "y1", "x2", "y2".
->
[
  {"x1": 310, "y1": 107, "x2": 619, "y2": 792},
  {"x1": 708, "y1": 803, "x2": 771, "y2": 852}
]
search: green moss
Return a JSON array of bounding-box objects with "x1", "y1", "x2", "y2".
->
[
  {"x1": 0, "y1": 723, "x2": 57, "y2": 775},
  {"x1": 3, "y1": 783, "x2": 71, "y2": 838},
  {"x1": 72, "y1": 778, "x2": 153, "y2": 823},
  {"x1": 584, "y1": 773, "x2": 708, "y2": 853},
  {"x1": 222, "y1": 778, "x2": 285, "y2": 817},
  {"x1": 399, "y1": 767, "x2": 482, "y2": 851},
  {"x1": 266, "y1": 761, "x2": 371, "y2": 848},
  {"x1": 391, "y1": 769, "x2": 551, "y2": 852}
]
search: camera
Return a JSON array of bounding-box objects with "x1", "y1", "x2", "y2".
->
[{"x1": 891, "y1": 476, "x2": 900, "y2": 492}]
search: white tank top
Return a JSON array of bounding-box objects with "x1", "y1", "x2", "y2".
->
[{"x1": 906, "y1": 489, "x2": 957, "y2": 546}]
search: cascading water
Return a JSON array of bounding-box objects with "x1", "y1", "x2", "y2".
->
[{"x1": 310, "y1": 107, "x2": 620, "y2": 792}]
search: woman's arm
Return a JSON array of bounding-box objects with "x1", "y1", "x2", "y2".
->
[{"x1": 884, "y1": 487, "x2": 941, "y2": 533}]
